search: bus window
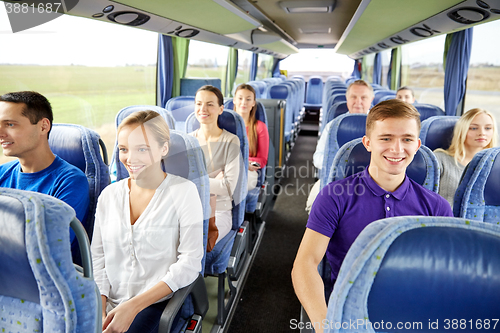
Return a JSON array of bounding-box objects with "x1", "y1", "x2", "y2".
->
[
  {"x1": 233, "y1": 49, "x2": 253, "y2": 92},
  {"x1": 185, "y1": 40, "x2": 228, "y2": 94},
  {"x1": 0, "y1": 10, "x2": 157, "y2": 163},
  {"x1": 465, "y1": 20, "x2": 500, "y2": 130},
  {"x1": 280, "y1": 49, "x2": 353, "y2": 80},
  {"x1": 401, "y1": 34, "x2": 446, "y2": 109},
  {"x1": 362, "y1": 53, "x2": 375, "y2": 83},
  {"x1": 256, "y1": 54, "x2": 273, "y2": 80},
  {"x1": 380, "y1": 50, "x2": 391, "y2": 88}
]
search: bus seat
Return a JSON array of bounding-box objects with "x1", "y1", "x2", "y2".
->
[
  {"x1": 0, "y1": 188, "x2": 100, "y2": 333},
  {"x1": 186, "y1": 109, "x2": 249, "y2": 326},
  {"x1": 49, "y1": 123, "x2": 111, "y2": 263},
  {"x1": 249, "y1": 80, "x2": 268, "y2": 98},
  {"x1": 420, "y1": 116, "x2": 460, "y2": 151},
  {"x1": 328, "y1": 138, "x2": 439, "y2": 192},
  {"x1": 180, "y1": 78, "x2": 221, "y2": 97},
  {"x1": 269, "y1": 83, "x2": 294, "y2": 143},
  {"x1": 291, "y1": 78, "x2": 306, "y2": 113},
  {"x1": 413, "y1": 103, "x2": 445, "y2": 121},
  {"x1": 304, "y1": 76, "x2": 323, "y2": 111},
  {"x1": 453, "y1": 147, "x2": 500, "y2": 223},
  {"x1": 158, "y1": 131, "x2": 210, "y2": 333},
  {"x1": 115, "y1": 105, "x2": 176, "y2": 130},
  {"x1": 373, "y1": 90, "x2": 396, "y2": 105},
  {"x1": 320, "y1": 114, "x2": 367, "y2": 188},
  {"x1": 166, "y1": 96, "x2": 196, "y2": 132},
  {"x1": 325, "y1": 216, "x2": 500, "y2": 333},
  {"x1": 326, "y1": 101, "x2": 349, "y2": 124},
  {"x1": 379, "y1": 94, "x2": 396, "y2": 102}
]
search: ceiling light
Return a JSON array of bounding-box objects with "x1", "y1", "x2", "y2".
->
[{"x1": 279, "y1": 0, "x2": 336, "y2": 14}]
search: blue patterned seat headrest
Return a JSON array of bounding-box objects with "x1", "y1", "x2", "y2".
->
[
  {"x1": 48, "y1": 125, "x2": 86, "y2": 173},
  {"x1": 484, "y1": 151, "x2": 500, "y2": 206},
  {"x1": 330, "y1": 101, "x2": 349, "y2": 120},
  {"x1": 0, "y1": 195, "x2": 40, "y2": 304},
  {"x1": 115, "y1": 105, "x2": 176, "y2": 131},
  {"x1": 164, "y1": 132, "x2": 190, "y2": 179},
  {"x1": 368, "y1": 224, "x2": 500, "y2": 326},
  {"x1": 414, "y1": 103, "x2": 445, "y2": 121},
  {"x1": 336, "y1": 115, "x2": 367, "y2": 148},
  {"x1": 165, "y1": 96, "x2": 196, "y2": 122},
  {"x1": 420, "y1": 116, "x2": 460, "y2": 151},
  {"x1": 330, "y1": 139, "x2": 436, "y2": 190}
]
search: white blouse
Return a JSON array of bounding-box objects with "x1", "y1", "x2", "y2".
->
[{"x1": 91, "y1": 174, "x2": 204, "y2": 308}]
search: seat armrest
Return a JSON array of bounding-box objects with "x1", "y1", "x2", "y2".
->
[{"x1": 158, "y1": 274, "x2": 208, "y2": 332}]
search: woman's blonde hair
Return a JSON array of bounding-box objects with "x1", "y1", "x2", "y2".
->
[
  {"x1": 234, "y1": 84, "x2": 258, "y2": 157},
  {"x1": 438, "y1": 108, "x2": 497, "y2": 163},
  {"x1": 118, "y1": 110, "x2": 170, "y2": 148}
]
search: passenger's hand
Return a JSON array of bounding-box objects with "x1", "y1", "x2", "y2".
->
[
  {"x1": 248, "y1": 164, "x2": 259, "y2": 172},
  {"x1": 215, "y1": 171, "x2": 224, "y2": 179},
  {"x1": 102, "y1": 301, "x2": 139, "y2": 333}
]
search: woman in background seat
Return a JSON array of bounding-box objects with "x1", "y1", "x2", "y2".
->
[
  {"x1": 190, "y1": 85, "x2": 241, "y2": 248},
  {"x1": 92, "y1": 110, "x2": 203, "y2": 333},
  {"x1": 233, "y1": 84, "x2": 269, "y2": 191},
  {"x1": 434, "y1": 108, "x2": 497, "y2": 206}
]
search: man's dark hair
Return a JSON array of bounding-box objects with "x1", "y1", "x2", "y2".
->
[{"x1": 0, "y1": 91, "x2": 53, "y2": 137}]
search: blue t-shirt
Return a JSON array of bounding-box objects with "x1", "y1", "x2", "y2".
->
[
  {"x1": 0, "y1": 155, "x2": 90, "y2": 243},
  {"x1": 307, "y1": 168, "x2": 452, "y2": 282}
]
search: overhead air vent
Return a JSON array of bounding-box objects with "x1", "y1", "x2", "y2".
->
[
  {"x1": 298, "y1": 27, "x2": 332, "y2": 34},
  {"x1": 279, "y1": 0, "x2": 336, "y2": 13}
]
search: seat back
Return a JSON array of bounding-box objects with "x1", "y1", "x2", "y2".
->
[
  {"x1": 454, "y1": 147, "x2": 500, "y2": 223},
  {"x1": 420, "y1": 116, "x2": 460, "y2": 151},
  {"x1": 373, "y1": 90, "x2": 396, "y2": 105},
  {"x1": 48, "y1": 123, "x2": 110, "y2": 239},
  {"x1": 186, "y1": 110, "x2": 249, "y2": 275},
  {"x1": 0, "y1": 188, "x2": 98, "y2": 333},
  {"x1": 185, "y1": 110, "x2": 249, "y2": 230},
  {"x1": 324, "y1": 101, "x2": 349, "y2": 127},
  {"x1": 320, "y1": 114, "x2": 367, "y2": 188},
  {"x1": 328, "y1": 138, "x2": 439, "y2": 192},
  {"x1": 414, "y1": 103, "x2": 445, "y2": 121},
  {"x1": 269, "y1": 83, "x2": 294, "y2": 142},
  {"x1": 115, "y1": 105, "x2": 175, "y2": 130},
  {"x1": 224, "y1": 100, "x2": 268, "y2": 213},
  {"x1": 305, "y1": 76, "x2": 323, "y2": 104},
  {"x1": 326, "y1": 216, "x2": 500, "y2": 332},
  {"x1": 165, "y1": 96, "x2": 196, "y2": 131}
]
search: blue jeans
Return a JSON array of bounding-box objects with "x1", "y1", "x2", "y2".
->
[{"x1": 126, "y1": 300, "x2": 169, "y2": 333}]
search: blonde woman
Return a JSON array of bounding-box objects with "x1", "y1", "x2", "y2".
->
[
  {"x1": 190, "y1": 85, "x2": 241, "y2": 248},
  {"x1": 233, "y1": 84, "x2": 269, "y2": 190},
  {"x1": 434, "y1": 108, "x2": 498, "y2": 206},
  {"x1": 92, "y1": 110, "x2": 203, "y2": 333}
]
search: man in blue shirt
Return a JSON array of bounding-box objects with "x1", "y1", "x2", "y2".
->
[
  {"x1": 292, "y1": 99, "x2": 452, "y2": 333},
  {"x1": 0, "y1": 91, "x2": 90, "y2": 262}
]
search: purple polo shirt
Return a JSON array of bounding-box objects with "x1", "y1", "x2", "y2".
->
[{"x1": 307, "y1": 168, "x2": 452, "y2": 282}]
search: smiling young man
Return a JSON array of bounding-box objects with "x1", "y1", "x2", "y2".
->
[
  {"x1": 0, "y1": 91, "x2": 90, "y2": 260},
  {"x1": 293, "y1": 99, "x2": 452, "y2": 333}
]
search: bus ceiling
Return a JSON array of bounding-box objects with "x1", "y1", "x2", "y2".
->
[{"x1": 62, "y1": 0, "x2": 500, "y2": 58}]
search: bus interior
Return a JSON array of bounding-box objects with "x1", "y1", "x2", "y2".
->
[{"x1": 1, "y1": 0, "x2": 500, "y2": 332}]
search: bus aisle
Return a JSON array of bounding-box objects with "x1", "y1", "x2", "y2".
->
[{"x1": 228, "y1": 116, "x2": 319, "y2": 332}]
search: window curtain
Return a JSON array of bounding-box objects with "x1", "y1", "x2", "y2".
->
[
  {"x1": 443, "y1": 28, "x2": 473, "y2": 116},
  {"x1": 226, "y1": 47, "x2": 238, "y2": 96},
  {"x1": 272, "y1": 57, "x2": 281, "y2": 77},
  {"x1": 171, "y1": 36, "x2": 190, "y2": 97},
  {"x1": 389, "y1": 47, "x2": 402, "y2": 90},
  {"x1": 156, "y1": 34, "x2": 174, "y2": 107},
  {"x1": 351, "y1": 59, "x2": 361, "y2": 79},
  {"x1": 372, "y1": 53, "x2": 382, "y2": 85},
  {"x1": 250, "y1": 53, "x2": 258, "y2": 82}
]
